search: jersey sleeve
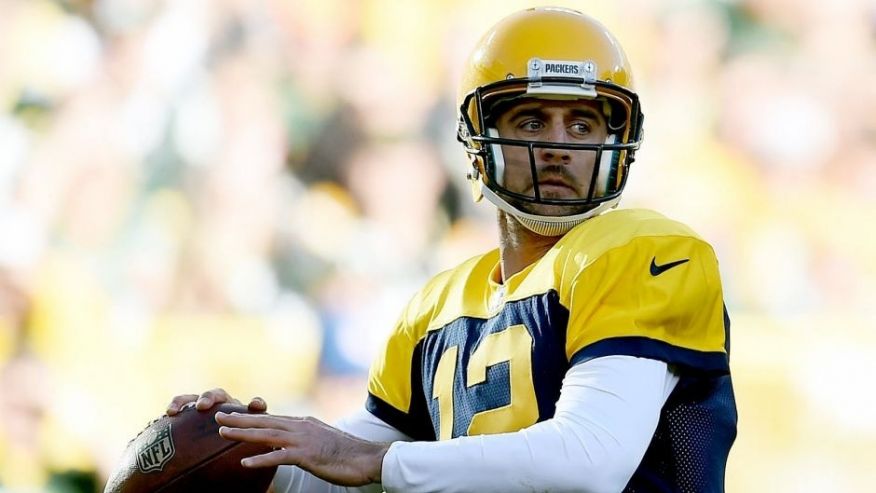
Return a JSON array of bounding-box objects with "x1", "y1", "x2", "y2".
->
[
  {"x1": 380, "y1": 357, "x2": 677, "y2": 493},
  {"x1": 564, "y1": 234, "x2": 729, "y2": 374},
  {"x1": 365, "y1": 292, "x2": 436, "y2": 441}
]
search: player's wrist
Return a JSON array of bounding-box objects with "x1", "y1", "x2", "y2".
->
[{"x1": 363, "y1": 441, "x2": 391, "y2": 484}]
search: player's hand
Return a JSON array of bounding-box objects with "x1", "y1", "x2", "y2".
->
[
  {"x1": 215, "y1": 412, "x2": 390, "y2": 487},
  {"x1": 166, "y1": 388, "x2": 267, "y2": 416}
]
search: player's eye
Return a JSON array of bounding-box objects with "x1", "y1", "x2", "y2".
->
[
  {"x1": 570, "y1": 122, "x2": 592, "y2": 136},
  {"x1": 518, "y1": 120, "x2": 544, "y2": 132}
]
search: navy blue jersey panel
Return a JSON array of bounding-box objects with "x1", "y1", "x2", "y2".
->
[
  {"x1": 419, "y1": 291, "x2": 569, "y2": 439},
  {"x1": 623, "y1": 374, "x2": 738, "y2": 493}
]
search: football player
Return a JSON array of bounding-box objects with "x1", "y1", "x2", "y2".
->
[{"x1": 168, "y1": 7, "x2": 737, "y2": 492}]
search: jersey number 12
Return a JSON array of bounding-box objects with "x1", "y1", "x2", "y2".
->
[{"x1": 432, "y1": 324, "x2": 538, "y2": 439}]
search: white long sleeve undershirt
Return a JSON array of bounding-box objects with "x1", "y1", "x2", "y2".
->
[{"x1": 272, "y1": 355, "x2": 679, "y2": 493}]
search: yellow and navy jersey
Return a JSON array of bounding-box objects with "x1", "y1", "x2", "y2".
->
[{"x1": 366, "y1": 208, "x2": 737, "y2": 491}]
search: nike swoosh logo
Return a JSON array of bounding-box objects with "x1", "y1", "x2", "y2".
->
[{"x1": 650, "y1": 257, "x2": 690, "y2": 276}]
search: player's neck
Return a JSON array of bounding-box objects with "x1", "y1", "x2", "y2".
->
[{"x1": 496, "y1": 211, "x2": 562, "y2": 282}]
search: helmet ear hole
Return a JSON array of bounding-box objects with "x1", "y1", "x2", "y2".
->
[{"x1": 466, "y1": 162, "x2": 484, "y2": 202}]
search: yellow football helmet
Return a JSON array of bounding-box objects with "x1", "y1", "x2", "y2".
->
[{"x1": 457, "y1": 7, "x2": 644, "y2": 236}]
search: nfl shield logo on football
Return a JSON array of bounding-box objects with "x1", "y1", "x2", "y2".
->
[{"x1": 136, "y1": 422, "x2": 175, "y2": 473}]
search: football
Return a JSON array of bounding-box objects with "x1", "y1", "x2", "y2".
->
[{"x1": 104, "y1": 403, "x2": 277, "y2": 493}]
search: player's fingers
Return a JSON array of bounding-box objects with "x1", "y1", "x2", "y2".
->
[
  {"x1": 239, "y1": 449, "x2": 294, "y2": 469},
  {"x1": 247, "y1": 396, "x2": 268, "y2": 413},
  {"x1": 218, "y1": 426, "x2": 293, "y2": 449},
  {"x1": 197, "y1": 388, "x2": 240, "y2": 410},
  {"x1": 215, "y1": 412, "x2": 303, "y2": 431},
  {"x1": 167, "y1": 394, "x2": 200, "y2": 415}
]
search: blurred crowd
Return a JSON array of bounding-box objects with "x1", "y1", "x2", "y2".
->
[{"x1": 0, "y1": 0, "x2": 874, "y2": 491}]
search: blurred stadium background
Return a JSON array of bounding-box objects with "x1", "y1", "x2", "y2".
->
[{"x1": 0, "y1": 0, "x2": 874, "y2": 491}]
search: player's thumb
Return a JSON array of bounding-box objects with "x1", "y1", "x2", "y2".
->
[{"x1": 248, "y1": 396, "x2": 268, "y2": 413}]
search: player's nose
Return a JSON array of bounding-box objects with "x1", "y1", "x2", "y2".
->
[
  {"x1": 542, "y1": 122, "x2": 569, "y2": 143},
  {"x1": 536, "y1": 121, "x2": 573, "y2": 162},
  {"x1": 537, "y1": 135, "x2": 572, "y2": 164}
]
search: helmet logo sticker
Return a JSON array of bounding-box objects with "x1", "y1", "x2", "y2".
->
[
  {"x1": 527, "y1": 58, "x2": 598, "y2": 98},
  {"x1": 527, "y1": 58, "x2": 597, "y2": 81}
]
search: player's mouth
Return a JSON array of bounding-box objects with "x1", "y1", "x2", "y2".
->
[{"x1": 535, "y1": 178, "x2": 578, "y2": 196}]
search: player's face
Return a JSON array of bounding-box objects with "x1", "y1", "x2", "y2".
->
[{"x1": 493, "y1": 99, "x2": 609, "y2": 216}]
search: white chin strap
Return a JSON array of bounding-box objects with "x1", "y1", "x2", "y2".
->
[{"x1": 481, "y1": 186, "x2": 620, "y2": 237}]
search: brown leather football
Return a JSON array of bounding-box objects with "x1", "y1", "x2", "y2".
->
[{"x1": 104, "y1": 403, "x2": 277, "y2": 493}]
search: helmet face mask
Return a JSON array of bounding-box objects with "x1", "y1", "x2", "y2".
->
[
  {"x1": 459, "y1": 78, "x2": 642, "y2": 207},
  {"x1": 456, "y1": 8, "x2": 645, "y2": 235}
]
